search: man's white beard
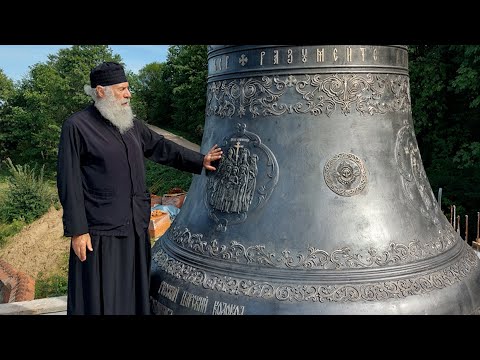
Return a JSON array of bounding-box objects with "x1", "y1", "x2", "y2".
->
[{"x1": 94, "y1": 87, "x2": 134, "y2": 134}]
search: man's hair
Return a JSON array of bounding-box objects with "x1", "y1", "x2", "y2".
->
[{"x1": 84, "y1": 84, "x2": 98, "y2": 100}]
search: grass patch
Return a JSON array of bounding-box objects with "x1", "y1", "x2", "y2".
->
[
  {"x1": 35, "y1": 274, "x2": 68, "y2": 298},
  {"x1": 145, "y1": 160, "x2": 194, "y2": 195},
  {"x1": 144, "y1": 126, "x2": 201, "y2": 195},
  {"x1": 0, "y1": 220, "x2": 26, "y2": 248},
  {"x1": 35, "y1": 252, "x2": 69, "y2": 299}
]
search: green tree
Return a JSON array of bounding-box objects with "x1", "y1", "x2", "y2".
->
[
  {"x1": 133, "y1": 62, "x2": 172, "y2": 125},
  {"x1": 35, "y1": 45, "x2": 122, "y2": 126},
  {"x1": 0, "y1": 46, "x2": 122, "y2": 173},
  {"x1": 166, "y1": 45, "x2": 208, "y2": 143},
  {"x1": 409, "y1": 45, "x2": 480, "y2": 239},
  {"x1": 0, "y1": 69, "x2": 15, "y2": 168},
  {"x1": 0, "y1": 69, "x2": 14, "y2": 106}
]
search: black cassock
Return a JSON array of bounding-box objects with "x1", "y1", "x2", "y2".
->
[{"x1": 57, "y1": 104, "x2": 204, "y2": 315}]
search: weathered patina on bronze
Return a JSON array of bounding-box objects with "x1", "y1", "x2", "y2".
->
[{"x1": 150, "y1": 45, "x2": 480, "y2": 315}]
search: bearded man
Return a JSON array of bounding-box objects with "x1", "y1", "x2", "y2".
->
[{"x1": 57, "y1": 62, "x2": 222, "y2": 315}]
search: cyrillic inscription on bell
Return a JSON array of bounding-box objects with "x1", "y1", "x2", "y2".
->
[{"x1": 150, "y1": 45, "x2": 480, "y2": 315}]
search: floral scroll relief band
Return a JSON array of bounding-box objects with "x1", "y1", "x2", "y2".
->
[
  {"x1": 167, "y1": 226, "x2": 458, "y2": 270},
  {"x1": 206, "y1": 73, "x2": 411, "y2": 119},
  {"x1": 152, "y1": 242, "x2": 478, "y2": 303}
]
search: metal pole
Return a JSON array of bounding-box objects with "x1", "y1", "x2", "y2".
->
[
  {"x1": 453, "y1": 205, "x2": 457, "y2": 230},
  {"x1": 465, "y1": 215, "x2": 468, "y2": 242},
  {"x1": 437, "y1": 187, "x2": 442, "y2": 207},
  {"x1": 457, "y1": 215, "x2": 461, "y2": 235},
  {"x1": 477, "y1": 211, "x2": 480, "y2": 241}
]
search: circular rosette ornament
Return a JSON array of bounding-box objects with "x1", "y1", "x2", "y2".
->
[{"x1": 323, "y1": 153, "x2": 367, "y2": 197}]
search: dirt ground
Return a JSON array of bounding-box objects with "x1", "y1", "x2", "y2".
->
[{"x1": 0, "y1": 207, "x2": 69, "y2": 278}]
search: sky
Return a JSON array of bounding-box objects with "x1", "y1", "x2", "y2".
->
[{"x1": 0, "y1": 45, "x2": 171, "y2": 82}]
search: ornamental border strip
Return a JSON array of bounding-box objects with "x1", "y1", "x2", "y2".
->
[
  {"x1": 152, "y1": 243, "x2": 477, "y2": 303},
  {"x1": 206, "y1": 73, "x2": 411, "y2": 118},
  {"x1": 168, "y1": 226, "x2": 458, "y2": 270}
]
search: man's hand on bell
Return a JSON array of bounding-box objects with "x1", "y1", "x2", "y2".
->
[{"x1": 203, "y1": 144, "x2": 223, "y2": 171}]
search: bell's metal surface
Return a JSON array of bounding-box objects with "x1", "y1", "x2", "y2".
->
[{"x1": 150, "y1": 45, "x2": 480, "y2": 315}]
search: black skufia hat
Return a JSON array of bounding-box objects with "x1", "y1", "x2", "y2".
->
[{"x1": 90, "y1": 61, "x2": 128, "y2": 88}]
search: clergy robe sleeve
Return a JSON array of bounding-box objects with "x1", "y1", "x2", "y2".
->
[
  {"x1": 57, "y1": 120, "x2": 89, "y2": 237},
  {"x1": 138, "y1": 121, "x2": 205, "y2": 175}
]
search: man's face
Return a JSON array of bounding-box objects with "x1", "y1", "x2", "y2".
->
[
  {"x1": 98, "y1": 82, "x2": 131, "y2": 104},
  {"x1": 94, "y1": 82, "x2": 134, "y2": 133}
]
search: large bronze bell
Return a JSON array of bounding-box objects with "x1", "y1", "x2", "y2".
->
[{"x1": 150, "y1": 45, "x2": 480, "y2": 315}]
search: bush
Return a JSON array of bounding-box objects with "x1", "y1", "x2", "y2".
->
[
  {"x1": 35, "y1": 273, "x2": 68, "y2": 298},
  {"x1": 0, "y1": 158, "x2": 55, "y2": 223}
]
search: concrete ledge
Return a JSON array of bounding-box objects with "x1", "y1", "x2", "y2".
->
[{"x1": 0, "y1": 295, "x2": 67, "y2": 315}]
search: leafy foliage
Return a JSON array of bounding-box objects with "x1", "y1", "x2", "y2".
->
[
  {"x1": 145, "y1": 159, "x2": 194, "y2": 195},
  {"x1": 0, "y1": 46, "x2": 122, "y2": 174},
  {"x1": 0, "y1": 69, "x2": 14, "y2": 106},
  {"x1": 132, "y1": 62, "x2": 172, "y2": 125},
  {"x1": 132, "y1": 46, "x2": 208, "y2": 144},
  {"x1": 35, "y1": 272, "x2": 68, "y2": 298},
  {"x1": 409, "y1": 45, "x2": 480, "y2": 237},
  {"x1": 0, "y1": 158, "x2": 55, "y2": 223},
  {"x1": 168, "y1": 45, "x2": 208, "y2": 143}
]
